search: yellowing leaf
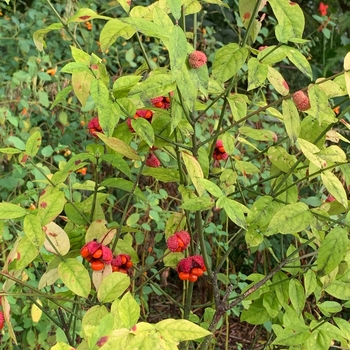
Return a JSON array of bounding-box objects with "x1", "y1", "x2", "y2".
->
[
  {"x1": 31, "y1": 300, "x2": 43, "y2": 323},
  {"x1": 266, "y1": 202, "x2": 313, "y2": 236},
  {"x1": 58, "y1": 259, "x2": 91, "y2": 298},
  {"x1": 317, "y1": 227, "x2": 348, "y2": 276},
  {"x1": 97, "y1": 272, "x2": 130, "y2": 303},
  {"x1": 182, "y1": 151, "x2": 204, "y2": 196},
  {"x1": 282, "y1": 99, "x2": 300, "y2": 143},
  {"x1": 43, "y1": 222, "x2": 70, "y2": 256},
  {"x1": 267, "y1": 66, "x2": 289, "y2": 95},
  {"x1": 321, "y1": 171, "x2": 348, "y2": 209},
  {"x1": 0, "y1": 203, "x2": 27, "y2": 220},
  {"x1": 269, "y1": 0, "x2": 304, "y2": 43}
]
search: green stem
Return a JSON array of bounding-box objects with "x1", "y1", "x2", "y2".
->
[
  {"x1": 111, "y1": 162, "x2": 145, "y2": 252},
  {"x1": 197, "y1": 68, "x2": 350, "y2": 149},
  {"x1": 136, "y1": 32, "x2": 153, "y2": 71},
  {"x1": 46, "y1": 0, "x2": 83, "y2": 50},
  {"x1": 89, "y1": 156, "x2": 100, "y2": 222}
]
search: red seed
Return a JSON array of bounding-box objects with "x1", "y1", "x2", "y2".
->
[{"x1": 91, "y1": 261, "x2": 104, "y2": 271}]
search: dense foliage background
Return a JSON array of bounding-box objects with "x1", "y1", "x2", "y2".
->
[{"x1": 1, "y1": 0, "x2": 350, "y2": 349}]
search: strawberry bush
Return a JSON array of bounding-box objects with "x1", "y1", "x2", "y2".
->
[{"x1": 1, "y1": 0, "x2": 350, "y2": 349}]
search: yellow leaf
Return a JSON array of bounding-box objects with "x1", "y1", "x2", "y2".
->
[{"x1": 31, "y1": 300, "x2": 43, "y2": 323}]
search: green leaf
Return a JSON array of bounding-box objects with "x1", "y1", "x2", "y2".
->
[
  {"x1": 72, "y1": 71, "x2": 94, "y2": 106},
  {"x1": 344, "y1": 52, "x2": 350, "y2": 98},
  {"x1": 238, "y1": 0, "x2": 265, "y2": 26},
  {"x1": 222, "y1": 132, "x2": 234, "y2": 155},
  {"x1": 304, "y1": 269, "x2": 317, "y2": 298},
  {"x1": 297, "y1": 138, "x2": 325, "y2": 169},
  {"x1": 247, "y1": 196, "x2": 277, "y2": 228},
  {"x1": 142, "y1": 167, "x2": 180, "y2": 182},
  {"x1": 325, "y1": 280, "x2": 350, "y2": 300},
  {"x1": 239, "y1": 126, "x2": 277, "y2": 142},
  {"x1": 82, "y1": 305, "x2": 109, "y2": 338},
  {"x1": 25, "y1": 130, "x2": 42, "y2": 157},
  {"x1": 197, "y1": 178, "x2": 223, "y2": 198},
  {"x1": 316, "y1": 78, "x2": 347, "y2": 98},
  {"x1": 272, "y1": 271, "x2": 290, "y2": 306},
  {"x1": 51, "y1": 342, "x2": 74, "y2": 350},
  {"x1": 97, "y1": 133, "x2": 141, "y2": 160},
  {"x1": 51, "y1": 86, "x2": 73, "y2": 109},
  {"x1": 33, "y1": 23, "x2": 63, "y2": 51},
  {"x1": 113, "y1": 76, "x2": 142, "y2": 98},
  {"x1": 317, "y1": 301, "x2": 342, "y2": 316},
  {"x1": 88, "y1": 313, "x2": 114, "y2": 349},
  {"x1": 0, "y1": 203, "x2": 27, "y2": 220},
  {"x1": 23, "y1": 214, "x2": 45, "y2": 249},
  {"x1": 307, "y1": 84, "x2": 337, "y2": 124},
  {"x1": 122, "y1": 17, "x2": 169, "y2": 41},
  {"x1": 97, "y1": 273, "x2": 130, "y2": 303},
  {"x1": 289, "y1": 279, "x2": 305, "y2": 316},
  {"x1": 257, "y1": 45, "x2": 287, "y2": 65},
  {"x1": 91, "y1": 80, "x2": 120, "y2": 137},
  {"x1": 168, "y1": 26, "x2": 187, "y2": 74},
  {"x1": 156, "y1": 319, "x2": 211, "y2": 341},
  {"x1": 272, "y1": 325, "x2": 310, "y2": 346},
  {"x1": 153, "y1": 5, "x2": 174, "y2": 29},
  {"x1": 60, "y1": 62, "x2": 91, "y2": 74},
  {"x1": 70, "y1": 46, "x2": 90, "y2": 64},
  {"x1": 217, "y1": 196, "x2": 247, "y2": 229},
  {"x1": 235, "y1": 160, "x2": 260, "y2": 175},
  {"x1": 43, "y1": 222, "x2": 70, "y2": 256},
  {"x1": 282, "y1": 99, "x2": 300, "y2": 143},
  {"x1": 317, "y1": 227, "x2": 348, "y2": 276},
  {"x1": 100, "y1": 154, "x2": 131, "y2": 179},
  {"x1": 321, "y1": 171, "x2": 348, "y2": 209},
  {"x1": 0, "y1": 147, "x2": 22, "y2": 154},
  {"x1": 247, "y1": 58, "x2": 268, "y2": 91},
  {"x1": 266, "y1": 202, "x2": 313, "y2": 236},
  {"x1": 267, "y1": 66, "x2": 289, "y2": 95},
  {"x1": 180, "y1": 196, "x2": 214, "y2": 211},
  {"x1": 334, "y1": 317, "x2": 350, "y2": 341},
  {"x1": 118, "y1": 292, "x2": 140, "y2": 328},
  {"x1": 241, "y1": 298, "x2": 270, "y2": 325},
  {"x1": 99, "y1": 19, "x2": 136, "y2": 52},
  {"x1": 284, "y1": 46, "x2": 312, "y2": 79},
  {"x1": 10, "y1": 236, "x2": 39, "y2": 270},
  {"x1": 182, "y1": 151, "x2": 204, "y2": 196},
  {"x1": 269, "y1": 0, "x2": 304, "y2": 43},
  {"x1": 101, "y1": 178, "x2": 146, "y2": 201},
  {"x1": 227, "y1": 94, "x2": 248, "y2": 122},
  {"x1": 212, "y1": 44, "x2": 248, "y2": 83},
  {"x1": 318, "y1": 145, "x2": 347, "y2": 163},
  {"x1": 263, "y1": 291, "x2": 281, "y2": 318},
  {"x1": 131, "y1": 118, "x2": 154, "y2": 147},
  {"x1": 58, "y1": 258, "x2": 91, "y2": 298},
  {"x1": 37, "y1": 190, "x2": 67, "y2": 226},
  {"x1": 67, "y1": 8, "x2": 111, "y2": 23},
  {"x1": 128, "y1": 73, "x2": 175, "y2": 100},
  {"x1": 174, "y1": 66, "x2": 198, "y2": 112}
]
